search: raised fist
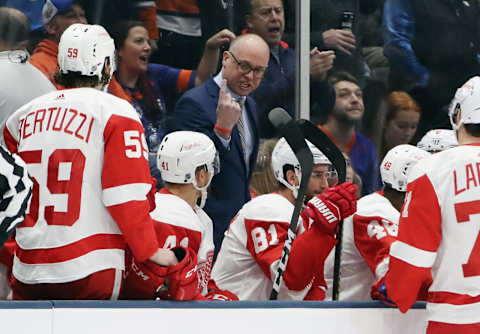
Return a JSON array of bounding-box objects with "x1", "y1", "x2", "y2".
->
[{"x1": 304, "y1": 182, "x2": 358, "y2": 235}]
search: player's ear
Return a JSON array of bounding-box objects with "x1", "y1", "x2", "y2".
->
[
  {"x1": 456, "y1": 108, "x2": 462, "y2": 124},
  {"x1": 285, "y1": 169, "x2": 298, "y2": 187},
  {"x1": 195, "y1": 166, "x2": 208, "y2": 187}
]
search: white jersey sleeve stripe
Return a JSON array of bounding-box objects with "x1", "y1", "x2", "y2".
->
[
  {"x1": 375, "y1": 256, "x2": 390, "y2": 280},
  {"x1": 390, "y1": 241, "x2": 437, "y2": 268},
  {"x1": 102, "y1": 183, "x2": 151, "y2": 207}
]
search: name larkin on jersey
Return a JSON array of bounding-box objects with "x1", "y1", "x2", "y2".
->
[
  {"x1": 18, "y1": 106, "x2": 94, "y2": 144},
  {"x1": 453, "y1": 162, "x2": 480, "y2": 195}
]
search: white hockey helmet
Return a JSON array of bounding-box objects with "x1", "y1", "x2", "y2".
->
[
  {"x1": 58, "y1": 23, "x2": 116, "y2": 81},
  {"x1": 271, "y1": 137, "x2": 302, "y2": 197},
  {"x1": 157, "y1": 131, "x2": 219, "y2": 207},
  {"x1": 307, "y1": 141, "x2": 331, "y2": 165},
  {"x1": 449, "y1": 76, "x2": 480, "y2": 130},
  {"x1": 381, "y1": 144, "x2": 431, "y2": 192},
  {"x1": 417, "y1": 129, "x2": 458, "y2": 153}
]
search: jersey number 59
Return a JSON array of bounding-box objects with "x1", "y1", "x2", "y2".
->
[{"x1": 19, "y1": 149, "x2": 85, "y2": 228}]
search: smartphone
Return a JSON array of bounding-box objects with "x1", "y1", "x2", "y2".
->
[{"x1": 341, "y1": 11, "x2": 354, "y2": 30}]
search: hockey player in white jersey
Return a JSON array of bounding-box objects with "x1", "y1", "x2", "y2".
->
[
  {"x1": 324, "y1": 144, "x2": 430, "y2": 300},
  {"x1": 417, "y1": 129, "x2": 458, "y2": 153},
  {"x1": 372, "y1": 76, "x2": 480, "y2": 333},
  {"x1": 2, "y1": 24, "x2": 193, "y2": 300},
  {"x1": 124, "y1": 131, "x2": 237, "y2": 300},
  {"x1": 211, "y1": 138, "x2": 357, "y2": 300}
]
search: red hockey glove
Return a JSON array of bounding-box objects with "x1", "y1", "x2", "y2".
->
[
  {"x1": 204, "y1": 280, "x2": 239, "y2": 301},
  {"x1": 125, "y1": 254, "x2": 168, "y2": 299},
  {"x1": 304, "y1": 182, "x2": 357, "y2": 235},
  {"x1": 161, "y1": 247, "x2": 201, "y2": 300},
  {"x1": 125, "y1": 247, "x2": 201, "y2": 300}
]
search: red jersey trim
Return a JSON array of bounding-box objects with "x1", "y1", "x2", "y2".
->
[
  {"x1": 159, "y1": 188, "x2": 173, "y2": 195},
  {"x1": 428, "y1": 291, "x2": 480, "y2": 306},
  {"x1": 16, "y1": 234, "x2": 126, "y2": 264}
]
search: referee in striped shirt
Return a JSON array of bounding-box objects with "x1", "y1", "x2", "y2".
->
[{"x1": 0, "y1": 145, "x2": 32, "y2": 249}]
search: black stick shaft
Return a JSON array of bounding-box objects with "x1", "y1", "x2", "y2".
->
[
  {"x1": 268, "y1": 108, "x2": 313, "y2": 300},
  {"x1": 296, "y1": 119, "x2": 347, "y2": 301}
]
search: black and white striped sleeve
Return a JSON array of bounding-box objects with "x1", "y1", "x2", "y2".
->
[{"x1": 0, "y1": 146, "x2": 33, "y2": 249}]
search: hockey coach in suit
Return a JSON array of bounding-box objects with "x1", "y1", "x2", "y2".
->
[{"x1": 175, "y1": 34, "x2": 270, "y2": 254}]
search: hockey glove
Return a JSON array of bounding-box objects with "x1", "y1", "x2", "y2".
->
[
  {"x1": 304, "y1": 182, "x2": 358, "y2": 236},
  {"x1": 204, "y1": 280, "x2": 239, "y2": 301},
  {"x1": 126, "y1": 247, "x2": 201, "y2": 300},
  {"x1": 161, "y1": 247, "x2": 201, "y2": 300}
]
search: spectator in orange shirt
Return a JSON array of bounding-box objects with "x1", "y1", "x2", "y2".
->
[
  {"x1": 28, "y1": 0, "x2": 129, "y2": 100},
  {"x1": 29, "y1": 0, "x2": 87, "y2": 88}
]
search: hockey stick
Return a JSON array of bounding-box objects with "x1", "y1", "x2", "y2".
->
[
  {"x1": 296, "y1": 119, "x2": 347, "y2": 301},
  {"x1": 296, "y1": 119, "x2": 347, "y2": 183},
  {"x1": 268, "y1": 108, "x2": 313, "y2": 300}
]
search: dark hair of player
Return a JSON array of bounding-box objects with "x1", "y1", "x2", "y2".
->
[
  {"x1": 54, "y1": 56, "x2": 111, "y2": 88},
  {"x1": 464, "y1": 124, "x2": 480, "y2": 137}
]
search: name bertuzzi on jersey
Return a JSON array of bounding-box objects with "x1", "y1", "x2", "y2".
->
[{"x1": 17, "y1": 95, "x2": 95, "y2": 144}]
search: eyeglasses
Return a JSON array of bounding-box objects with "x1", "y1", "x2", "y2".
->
[
  {"x1": 311, "y1": 170, "x2": 338, "y2": 179},
  {"x1": 228, "y1": 51, "x2": 266, "y2": 79}
]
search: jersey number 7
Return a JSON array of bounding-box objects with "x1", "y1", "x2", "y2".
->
[{"x1": 455, "y1": 200, "x2": 480, "y2": 277}]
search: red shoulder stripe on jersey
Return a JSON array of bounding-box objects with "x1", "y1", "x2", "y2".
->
[
  {"x1": 428, "y1": 291, "x2": 480, "y2": 305},
  {"x1": 399, "y1": 174, "x2": 442, "y2": 251},
  {"x1": 16, "y1": 234, "x2": 125, "y2": 264}
]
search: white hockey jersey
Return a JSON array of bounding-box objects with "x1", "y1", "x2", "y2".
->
[
  {"x1": 212, "y1": 193, "x2": 335, "y2": 300},
  {"x1": 386, "y1": 145, "x2": 480, "y2": 325},
  {"x1": 3, "y1": 88, "x2": 159, "y2": 284},
  {"x1": 148, "y1": 188, "x2": 214, "y2": 295},
  {"x1": 324, "y1": 191, "x2": 398, "y2": 300}
]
